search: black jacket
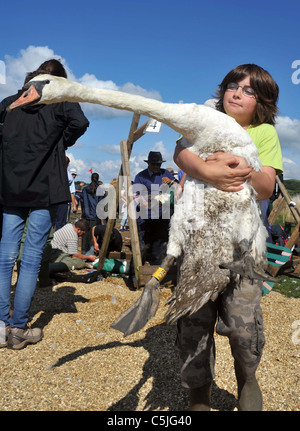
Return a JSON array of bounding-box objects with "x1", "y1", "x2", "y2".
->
[{"x1": 0, "y1": 92, "x2": 89, "y2": 207}]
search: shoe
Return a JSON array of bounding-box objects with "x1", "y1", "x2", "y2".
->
[
  {"x1": 7, "y1": 327, "x2": 43, "y2": 350},
  {"x1": 189, "y1": 381, "x2": 212, "y2": 411},
  {"x1": 0, "y1": 325, "x2": 10, "y2": 348},
  {"x1": 235, "y1": 360, "x2": 263, "y2": 411},
  {"x1": 237, "y1": 378, "x2": 263, "y2": 411},
  {"x1": 38, "y1": 279, "x2": 57, "y2": 288}
]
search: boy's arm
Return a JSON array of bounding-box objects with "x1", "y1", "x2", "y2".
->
[
  {"x1": 72, "y1": 253, "x2": 97, "y2": 261},
  {"x1": 174, "y1": 144, "x2": 252, "y2": 192},
  {"x1": 248, "y1": 166, "x2": 276, "y2": 200},
  {"x1": 206, "y1": 152, "x2": 276, "y2": 199},
  {"x1": 91, "y1": 226, "x2": 99, "y2": 252}
]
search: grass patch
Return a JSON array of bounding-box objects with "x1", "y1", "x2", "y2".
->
[{"x1": 273, "y1": 275, "x2": 300, "y2": 298}]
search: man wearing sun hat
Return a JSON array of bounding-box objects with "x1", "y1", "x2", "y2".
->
[
  {"x1": 69, "y1": 167, "x2": 77, "y2": 177},
  {"x1": 133, "y1": 151, "x2": 175, "y2": 265}
]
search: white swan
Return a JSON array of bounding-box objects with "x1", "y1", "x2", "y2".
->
[{"x1": 9, "y1": 75, "x2": 273, "y2": 331}]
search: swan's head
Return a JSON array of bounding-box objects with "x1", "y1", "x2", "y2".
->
[{"x1": 7, "y1": 74, "x2": 72, "y2": 111}]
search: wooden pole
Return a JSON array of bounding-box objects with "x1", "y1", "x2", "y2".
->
[
  {"x1": 268, "y1": 196, "x2": 286, "y2": 226},
  {"x1": 97, "y1": 113, "x2": 149, "y2": 281},
  {"x1": 267, "y1": 222, "x2": 300, "y2": 277},
  {"x1": 266, "y1": 176, "x2": 300, "y2": 277},
  {"x1": 120, "y1": 139, "x2": 142, "y2": 287},
  {"x1": 276, "y1": 175, "x2": 300, "y2": 223}
]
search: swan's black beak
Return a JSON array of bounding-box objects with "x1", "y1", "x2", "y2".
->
[{"x1": 7, "y1": 84, "x2": 42, "y2": 111}]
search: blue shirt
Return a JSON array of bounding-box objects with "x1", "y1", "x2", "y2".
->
[
  {"x1": 177, "y1": 169, "x2": 184, "y2": 181},
  {"x1": 133, "y1": 167, "x2": 174, "y2": 220}
]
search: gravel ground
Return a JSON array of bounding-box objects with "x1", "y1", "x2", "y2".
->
[{"x1": 0, "y1": 271, "x2": 299, "y2": 411}]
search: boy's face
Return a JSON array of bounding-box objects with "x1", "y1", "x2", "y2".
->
[
  {"x1": 223, "y1": 76, "x2": 257, "y2": 128},
  {"x1": 77, "y1": 229, "x2": 87, "y2": 237}
]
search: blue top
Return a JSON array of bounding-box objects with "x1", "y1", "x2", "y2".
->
[
  {"x1": 177, "y1": 169, "x2": 184, "y2": 181},
  {"x1": 133, "y1": 167, "x2": 174, "y2": 220},
  {"x1": 81, "y1": 184, "x2": 102, "y2": 220}
]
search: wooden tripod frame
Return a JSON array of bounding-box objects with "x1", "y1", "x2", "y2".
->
[
  {"x1": 96, "y1": 113, "x2": 151, "y2": 288},
  {"x1": 267, "y1": 175, "x2": 300, "y2": 276}
]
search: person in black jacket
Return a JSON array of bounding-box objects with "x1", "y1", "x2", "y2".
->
[{"x1": 0, "y1": 59, "x2": 89, "y2": 350}]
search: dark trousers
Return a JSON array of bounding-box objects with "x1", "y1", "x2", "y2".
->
[
  {"x1": 54, "y1": 202, "x2": 70, "y2": 231},
  {"x1": 137, "y1": 219, "x2": 170, "y2": 265}
]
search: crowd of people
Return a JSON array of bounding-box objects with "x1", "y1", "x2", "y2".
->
[
  {"x1": 0, "y1": 57, "x2": 181, "y2": 351},
  {"x1": 0, "y1": 59, "x2": 283, "y2": 412}
]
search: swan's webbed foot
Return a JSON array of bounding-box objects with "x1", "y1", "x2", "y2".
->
[
  {"x1": 219, "y1": 239, "x2": 277, "y2": 283},
  {"x1": 111, "y1": 255, "x2": 175, "y2": 336}
]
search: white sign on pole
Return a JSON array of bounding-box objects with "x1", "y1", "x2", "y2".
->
[{"x1": 145, "y1": 119, "x2": 162, "y2": 134}]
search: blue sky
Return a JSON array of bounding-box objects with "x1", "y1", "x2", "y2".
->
[{"x1": 1, "y1": 0, "x2": 300, "y2": 184}]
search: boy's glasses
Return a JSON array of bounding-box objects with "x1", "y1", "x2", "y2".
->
[{"x1": 226, "y1": 82, "x2": 256, "y2": 98}]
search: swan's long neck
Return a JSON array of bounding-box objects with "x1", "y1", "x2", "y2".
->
[
  {"x1": 45, "y1": 78, "x2": 203, "y2": 140},
  {"x1": 29, "y1": 75, "x2": 252, "y2": 149}
]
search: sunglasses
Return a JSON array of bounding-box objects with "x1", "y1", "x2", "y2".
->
[{"x1": 226, "y1": 82, "x2": 256, "y2": 98}]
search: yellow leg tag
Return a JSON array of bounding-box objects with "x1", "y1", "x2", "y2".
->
[{"x1": 152, "y1": 267, "x2": 167, "y2": 282}]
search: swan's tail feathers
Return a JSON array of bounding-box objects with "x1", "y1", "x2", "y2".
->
[
  {"x1": 219, "y1": 238, "x2": 277, "y2": 282},
  {"x1": 111, "y1": 255, "x2": 175, "y2": 336},
  {"x1": 165, "y1": 290, "x2": 212, "y2": 325}
]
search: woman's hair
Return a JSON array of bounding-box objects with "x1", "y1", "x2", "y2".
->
[
  {"x1": 90, "y1": 172, "x2": 100, "y2": 196},
  {"x1": 215, "y1": 64, "x2": 279, "y2": 126},
  {"x1": 24, "y1": 59, "x2": 67, "y2": 84}
]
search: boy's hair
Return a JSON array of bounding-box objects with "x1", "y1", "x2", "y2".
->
[
  {"x1": 75, "y1": 219, "x2": 90, "y2": 232},
  {"x1": 215, "y1": 64, "x2": 279, "y2": 126},
  {"x1": 24, "y1": 59, "x2": 67, "y2": 85}
]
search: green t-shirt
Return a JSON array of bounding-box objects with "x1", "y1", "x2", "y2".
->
[{"x1": 247, "y1": 123, "x2": 283, "y2": 174}]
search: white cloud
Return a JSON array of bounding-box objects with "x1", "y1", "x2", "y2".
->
[
  {"x1": 282, "y1": 157, "x2": 300, "y2": 180},
  {"x1": 0, "y1": 60, "x2": 6, "y2": 84},
  {"x1": 0, "y1": 46, "x2": 69, "y2": 99},
  {"x1": 96, "y1": 144, "x2": 121, "y2": 155},
  {"x1": 66, "y1": 153, "x2": 87, "y2": 175},
  {"x1": 276, "y1": 116, "x2": 300, "y2": 149},
  {"x1": 77, "y1": 72, "x2": 162, "y2": 119},
  {"x1": 0, "y1": 45, "x2": 162, "y2": 120},
  {"x1": 67, "y1": 151, "x2": 121, "y2": 184},
  {"x1": 275, "y1": 116, "x2": 300, "y2": 180}
]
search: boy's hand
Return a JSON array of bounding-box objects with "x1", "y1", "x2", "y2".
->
[
  {"x1": 87, "y1": 255, "x2": 97, "y2": 262},
  {"x1": 204, "y1": 151, "x2": 252, "y2": 192}
]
